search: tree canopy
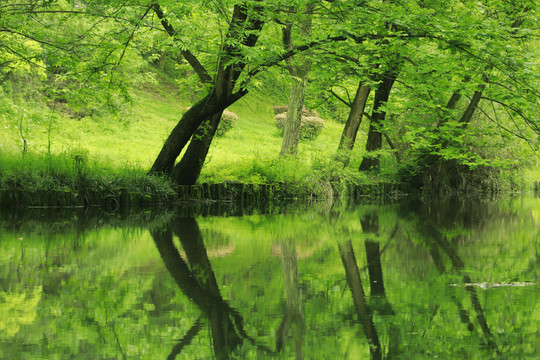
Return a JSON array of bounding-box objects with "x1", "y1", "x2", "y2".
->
[{"x1": 1, "y1": 0, "x2": 539, "y2": 189}]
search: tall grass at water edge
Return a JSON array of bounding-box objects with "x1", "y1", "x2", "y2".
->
[{"x1": 0, "y1": 151, "x2": 175, "y2": 197}]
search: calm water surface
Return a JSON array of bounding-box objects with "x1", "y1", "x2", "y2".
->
[{"x1": 1, "y1": 197, "x2": 538, "y2": 359}]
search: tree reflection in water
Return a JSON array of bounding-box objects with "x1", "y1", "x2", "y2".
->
[
  {"x1": 276, "y1": 240, "x2": 306, "y2": 359},
  {"x1": 150, "y1": 217, "x2": 274, "y2": 359}
]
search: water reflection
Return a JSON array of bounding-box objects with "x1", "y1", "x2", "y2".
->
[
  {"x1": 0, "y1": 197, "x2": 537, "y2": 359},
  {"x1": 151, "y1": 217, "x2": 275, "y2": 359},
  {"x1": 339, "y1": 240, "x2": 382, "y2": 360},
  {"x1": 275, "y1": 240, "x2": 306, "y2": 359},
  {"x1": 410, "y1": 201, "x2": 501, "y2": 355}
]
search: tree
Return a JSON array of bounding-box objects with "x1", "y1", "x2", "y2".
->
[
  {"x1": 279, "y1": 4, "x2": 314, "y2": 156},
  {"x1": 0, "y1": 0, "x2": 154, "y2": 117},
  {"x1": 3, "y1": 0, "x2": 539, "y2": 189},
  {"x1": 383, "y1": 1, "x2": 539, "y2": 188}
]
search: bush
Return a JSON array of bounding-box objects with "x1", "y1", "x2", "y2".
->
[
  {"x1": 301, "y1": 116, "x2": 324, "y2": 140},
  {"x1": 273, "y1": 105, "x2": 288, "y2": 116},
  {"x1": 216, "y1": 110, "x2": 238, "y2": 137},
  {"x1": 274, "y1": 113, "x2": 287, "y2": 131},
  {"x1": 272, "y1": 105, "x2": 320, "y2": 118},
  {"x1": 274, "y1": 112, "x2": 325, "y2": 140}
]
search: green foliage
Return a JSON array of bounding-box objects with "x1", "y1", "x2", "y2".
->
[
  {"x1": 274, "y1": 112, "x2": 325, "y2": 140},
  {"x1": 0, "y1": 287, "x2": 42, "y2": 338},
  {"x1": 0, "y1": 151, "x2": 175, "y2": 198},
  {"x1": 0, "y1": 0, "x2": 538, "y2": 193},
  {"x1": 216, "y1": 110, "x2": 238, "y2": 137}
]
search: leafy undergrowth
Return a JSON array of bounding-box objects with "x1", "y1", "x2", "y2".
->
[{"x1": 0, "y1": 152, "x2": 175, "y2": 198}]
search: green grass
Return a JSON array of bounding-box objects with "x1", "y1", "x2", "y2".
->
[
  {"x1": 1, "y1": 70, "x2": 535, "y2": 194},
  {"x1": 0, "y1": 74, "x2": 375, "y2": 189},
  {"x1": 0, "y1": 151, "x2": 175, "y2": 199},
  {"x1": 200, "y1": 92, "x2": 370, "y2": 184},
  {"x1": 0, "y1": 70, "x2": 191, "y2": 167}
]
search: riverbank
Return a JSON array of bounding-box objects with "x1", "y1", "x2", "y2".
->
[
  {"x1": 0, "y1": 151, "x2": 414, "y2": 209},
  {"x1": 0, "y1": 180, "x2": 412, "y2": 209}
]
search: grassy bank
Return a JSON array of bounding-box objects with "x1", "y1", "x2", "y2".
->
[
  {"x1": 0, "y1": 152, "x2": 176, "y2": 205},
  {"x1": 0, "y1": 72, "x2": 376, "y2": 195},
  {"x1": 1, "y1": 70, "x2": 537, "y2": 203}
]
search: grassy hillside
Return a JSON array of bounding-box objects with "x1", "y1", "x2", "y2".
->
[
  {"x1": 1, "y1": 71, "x2": 536, "y2": 193},
  {"x1": 0, "y1": 72, "x2": 374, "y2": 187},
  {"x1": 0, "y1": 77, "x2": 186, "y2": 169},
  {"x1": 201, "y1": 92, "x2": 369, "y2": 183}
]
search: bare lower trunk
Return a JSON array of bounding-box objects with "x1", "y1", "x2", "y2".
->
[
  {"x1": 172, "y1": 111, "x2": 223, "y2": 185},
  {"x1": 149, "y1": 92, "x2": 224, "y2": 176},
  {"x1": 338, "y1": 83, "x2": 371, "y2": 156},
  {"x1": 280, "y1": 76, "x2": 308, "y2": 155},
  {"x1": 359, "y1": 75, "x2": 396, "y2": 172}
]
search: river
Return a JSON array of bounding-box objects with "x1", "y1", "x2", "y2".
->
[{"x1": 1, "y1": 196, "x2": 538, "y2": 359}]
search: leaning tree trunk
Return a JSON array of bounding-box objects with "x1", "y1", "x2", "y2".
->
[
  {"x1": 149, "y1": 92, "x2": 225, "y2": 176},
  {"x1": 148, "y1": 3, "x2": 264, "y2": 183},
  {"x1": 172, "y1": 111, "x2": 223, "y2": 185},
  {"x1": 336, "y1": 82, "x2": 371, "y2": 165},
  {"x1": 418, "y1": 17, "x2": 525, "y2": 187},
  {"x1": 359, "y1": 74, "x2": 396, "y2": 172}
]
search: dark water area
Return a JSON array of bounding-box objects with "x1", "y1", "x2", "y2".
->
[{"x1": 1, "y1": 197, "x2": 538, "y2": 359}]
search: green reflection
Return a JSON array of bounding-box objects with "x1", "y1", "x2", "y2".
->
[{"x1": 0, "y1": 198, "x2": 538, "y2": 359}]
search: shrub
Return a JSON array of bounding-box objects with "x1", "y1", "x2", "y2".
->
[
  {"x1": 273, "y1": 105, "x2": 288, "y2": 115},
  {"x1": 274, "y1": 113, "x2": 287, "y2": 131},
  {"x1": 272, "y1": 105, "x2": 320, "y2": 118},
  {"x1": 274, "y1": 112, "x2": 324, "y2": 140},
  {"x1": 216, "y1": 110, "x2": 238, "y2": 137},
  {"x1": 300, "y1": 116, "x2": 324, "y2": 140}
]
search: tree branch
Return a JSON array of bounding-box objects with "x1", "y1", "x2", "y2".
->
[
  {"x1": 329, "y1": 89, "x2": 351, "y2": 107},
  {"x1": 481, "y1": 96, "x2": 540, "y2": 134},
  {"x1": 151, "y1": 3, "x2": 213, "y2": 84}
]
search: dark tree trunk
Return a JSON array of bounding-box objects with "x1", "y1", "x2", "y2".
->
[
  {"x1": 457, "y1": 74, "x2": 488, "y2": 128},
  {"x1": 172, "y1": 111, "x2": 224, "y2": 185},
  {"x1": 149, "y1": 92, "x2": 226, "y2": 176},
  {"x1": 415, "y1": 74, "x2": 488, "y2": 191},
  {"x1": 359, "y1": 74, "x2": 396, "y2": 172},
  {"x1": 338, "y1": 83, "x2": 371, "y2": 156},
  {"x1": 417, "y1": 16, "x2": 525, "y2": 189},
  {"x1": 149, "y1": 3, "x2": 264, "y2": 183},
  {"x1": 339, "y1": 240, "x2": 382, "y2": 360}
]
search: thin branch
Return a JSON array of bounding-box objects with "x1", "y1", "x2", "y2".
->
[
  {"x1": 329, "y1": 89, "x2": 351, "y2": 107},
  {"x1": 109, "y1": 4, "x2": 153, "y2": 84},
  {"x1": 151, "y1": 3, "x2": 213, "y2": 84},
  {"x1": 0, "y1": 29, "x2": 81, "y2": 56},
  {"x1": 481, "y1": 96, "x2": 540, "y2": 134},
  {"x1": 167, "y1": 317, "x2": 204, "y2": 360},
  {"x1": 241, "y1": 32, "x2": 432, "y2": 90},
  {"x1": 475, "y1": 104, "x2": 529, "y2": 142}
]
